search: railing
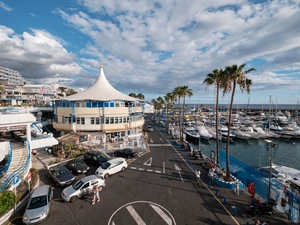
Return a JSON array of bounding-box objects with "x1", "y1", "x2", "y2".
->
[
  {"x1": 0, "y1": 140, "x2": 31, "y2": 192},
  {"x1": 0, "y1": 142, "x2": 12, "y2": 177}
]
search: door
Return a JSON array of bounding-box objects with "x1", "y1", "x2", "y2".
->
[{"x1": 80, "y1": 182, "x2": 90, "y2": 197}]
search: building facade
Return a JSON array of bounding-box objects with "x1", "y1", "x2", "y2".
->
[{"x1": 52, "y1": 65, "x2": 145, "y2": 145}]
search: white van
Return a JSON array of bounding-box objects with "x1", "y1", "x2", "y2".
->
[{"x1": 95, "y1": 158, "x2": 127, "y2": 178}]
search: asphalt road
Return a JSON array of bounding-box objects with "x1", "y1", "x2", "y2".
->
[{"x1": 5, "y1": 120, "x2": 239, "y2": 225}]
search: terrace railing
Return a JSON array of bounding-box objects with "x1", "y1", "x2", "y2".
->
[{"x1": 0, "y1": 142, "x2": 12, "y2": 178}]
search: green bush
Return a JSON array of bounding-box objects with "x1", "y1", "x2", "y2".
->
[{"x1": 0, "y1": 190, "x2": 15, "y2": 214}]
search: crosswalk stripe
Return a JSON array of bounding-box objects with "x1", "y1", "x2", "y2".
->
[
  {"x1": 150, "y1": 204, "x2": 173, "y2": 225},
  {"x1": 126, "y1": 205, "x2": 146, "y2": 225}
]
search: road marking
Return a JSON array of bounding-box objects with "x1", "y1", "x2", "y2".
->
[
  {"x1": 148, "y1": 144, "x2": 172, "y2": 146},
  {"x1": 175, "y1": 164, "x2": 183, "y2": 182},
  {"x1": 150, "y1": 138, "x2": 153, "y2": 143},
  {"x1": 126, "y1": 205, "x2": 146, "y2": 225},
  {"x1": 130, "y1": 167, "x2": 137, "y2": 170},
  {"x1": 146, "y1": 169, "x2": 153, "y2": 172},
  {"x1": 155, "y1": 170, "x2": 162, "y2": 173},
  {"x1": 150, "y1": 204, "x2": 173, "y2": 225},
  {"x1": 138, "y1": 168, "x2": 145, "y2": 171},
  {"x1": 163, "y1": 161, "x2": 165, "y2": 174},
  {"x1": 143, "y1": 157, "x2": 152, "y2": 166}
]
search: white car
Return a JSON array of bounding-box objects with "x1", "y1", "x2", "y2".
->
[
  {"x1": 95, "y1": 158, "x2": 127, "y2": 178},
  {"x1": 147, "y1": 126, "x2": 154, "y2": 131},
  {"x1": 61, "y1": 175, "x2": 105, "y2": 203}
]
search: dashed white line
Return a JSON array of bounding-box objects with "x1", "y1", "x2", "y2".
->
[
  {"x1": 155, "y1": 170, "x2": 162, "y2": 173},
  {"x1": 163, "y1": 161, "x2": 165, "y2": 174},
  {"x1": 150, "y1": 204, "x2": 173, "y2": 225},
  {"x1": 146, "y1": 169, "x2": 153, "y2": 172},
  {"x1": 138, "y1": 168, "x2": 145, "y2": 171},
  {"x1": 130, "y1": 167, "x2": 137, "y2": 170}
]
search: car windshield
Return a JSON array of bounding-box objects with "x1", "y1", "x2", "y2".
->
[
  {"x1": 27, "y1": 195, "x2": 47, "y2": 209},
  {"x1": 72, "y1": 180, "x2": 84, "y2": 190},
  {"x1": 97, "y1": 154, "x2": 106, "y2": 159},
  {"x1": 101, "y1": 162, "x2": 111, "y2": 169},
  {"x1": 74, "y1": 160, "x2": 84, "y2": 167}
]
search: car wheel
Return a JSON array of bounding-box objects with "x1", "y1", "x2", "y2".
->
[
  {"x1": 121, "y1": 167, "x2": 125, "y2": 172},
  {"x1": 98, "y1": 186, "x2": 103, "y2": 192},
  {"x1": 104, "y1": 173, "x2": 109, "y2": 179},
  {"x1": 70, "y1": 196, "x2": 78, "y2": 203}
]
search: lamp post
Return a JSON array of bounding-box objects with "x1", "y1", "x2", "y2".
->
[{"x1": 265, "y1": 139, "x2": 276, "y2": 201}]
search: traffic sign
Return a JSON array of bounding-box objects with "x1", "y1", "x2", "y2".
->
[
  {"x1": 13, "y1": 175, "x2": 19, "y2": 185},
  {"x1": 27, "y1": 172, "x2": 32, "y2": 180}
]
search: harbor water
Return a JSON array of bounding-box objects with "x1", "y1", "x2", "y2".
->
[{"x1": 187, "y1": 137, "x2": 300, "y2": 171}]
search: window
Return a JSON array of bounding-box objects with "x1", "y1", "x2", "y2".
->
[
  {"x1": 92, "y1": 102, "x2": 98, "y2": 108},
  {"x1": 91, "y1": 117, "x2": 95, "y2": 124},
  {"x1": 110, "y1": 117, "x2": 114, "y2": 124},
  {"x1": 86, "y1": 102, "x2": 92, "y2": 108},
  {"x1": 96, "y1": 117, "x2": 100, "y2": 124},
  {"x1": 105, "y1": 117, "x2": 109, "y2": 124},
  {"x1": 76, "y1": 117, "x2": 80, "y2": 124},
  {"x1": 104, "y1": 102, "x2": 109, "y2": 107},
  {"x1": 81, "y1": 118, "x2": 85, "y2": 124},
  {"x1": 82, "y1": 183, "x2": 89, "y2": 189},
  {"x1": 110, "y1": 102, "x2": 114, "y2": 107},
  {"x1": 115, "y1": 117, "x2": 118, "y2": 124}
]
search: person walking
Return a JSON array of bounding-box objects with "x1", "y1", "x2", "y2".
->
[
  {"x1": 32, "y1": 149, "x2": 37, "y2": 161},
  {"x1": 195, "y1": 170, "x2": 201, "y2": 184},
  {"x1": 92, "y1": 185, "x2": 100, "y2": 205}
]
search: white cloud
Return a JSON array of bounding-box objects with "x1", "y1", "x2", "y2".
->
[{"x1": 0, "y1": 1, "x2": 13, "y2": 11}]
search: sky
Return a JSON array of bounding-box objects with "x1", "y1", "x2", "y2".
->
[{"x1": 0, "y1": 0, "x2": 300, "y2": 106}]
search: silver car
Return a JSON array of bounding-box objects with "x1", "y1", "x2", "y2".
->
[
  {"x1": 61, "y1": 175, "x2": 105, "y2": 203},
  {"x1": 23, "y1": 185, "x2": 53, "y2": 225}
]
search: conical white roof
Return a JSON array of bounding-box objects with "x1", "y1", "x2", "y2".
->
[{"x1": 64, "y1": 65, "x2": 138, "y2": 102}]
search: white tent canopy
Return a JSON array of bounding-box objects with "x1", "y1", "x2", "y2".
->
[{"x1": 63, "y1": 65, "x2": 138, "y2": 102}]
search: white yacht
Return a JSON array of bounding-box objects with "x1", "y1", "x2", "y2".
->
[
  {"x1": 183, "y1": 126, "x2": 200, "y2": 139},
  {"x1": 252, "y1": 125, "x2": 268, "y2": 139},
  {"x1": 194, "y1": 122, "x2": 212, "y2": 140},
  {"x1": 231, "y1": 126, "x2": 251, "y2": 140},
  {"x1": 239, "y1": 125, "x2": 259, "y2": 139}
]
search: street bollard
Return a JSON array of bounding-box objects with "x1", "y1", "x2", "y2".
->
[
  {"x1": 232, "y1": 206, "x2": 236, "y2": 216},
  {"x1": 224, "y1": 197, "x2": 226, "y2": 205},
  {"x1": 215, "y1": 189, "x2": 218, "y2": 196}
]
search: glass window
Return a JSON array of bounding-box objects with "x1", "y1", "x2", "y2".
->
[
  {"x1": 123, "y1": 117, "x2": 127, "y2": 123},
  {"x1": 110, "y1": 102, "x2": 114, "y2": 107},
  {"x1": 91, "y1": 117, "x2": 95, "y2": 124},
  {"x1": 119, "y1": 117, "x2": 122, "y2": 123},
  {"x1": 81, "y1": 118, "x2": 85, "y2": 124},
  {"x1": 86, "y1": 102, "x2": 92, "y2": 108},
  {"x1": 98, "y1": 102, "x2": 103, "y2": 107},
  {"x1": 110, "y1": 117, "x2": 114, "y2": 124},
  {"x1": 105, "y1": 117, "x2": 109, "y2": 124},
  {"x1": 104, "y1": 102, "x2": 109, "y2": 107},
  {"x1": 76, "y1": 117, "x2": 80, "y2": 124},
  {"x1": 96, "y1": 117, "x2": 100, "y2": 124},
  {"x1": 115, "y1": 117, "x2": 118, "y2": 123},
  {"x1": 92, "y1": 102, "x2": 98, "y2": 108},
  {"x1": 115, "y1": 102, "x2": 120, "y2": 107}
]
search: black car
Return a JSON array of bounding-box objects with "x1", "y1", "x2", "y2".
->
[
  {"x1": 83, "y1": 150, "x2": 109, "y2": 166},
  {"x1": 47, "y1": 166, "x2": 75, "y2": 187},
  {"x1": 66, "y1": 158, "x2": 89, "y2": 174},
  {"x1": 113, "y1": 148, "x2": 138, "y2": 159}
]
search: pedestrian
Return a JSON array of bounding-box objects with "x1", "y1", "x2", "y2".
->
[
  {"x1": 254, "y1": 219, "x2": 260, "y2": 225},
  {"x1": 32, "y1": 149, "x2": 37, "y2": 161},
  {"x1": 195, "y1": 170, "x2": 201, "y2": 184},
  {"x1": 262, "y1": 221, "x2": 270, "y2": 225},
  {"x1": 91, "y1": 185, "x2": 100, "y2": 205}
]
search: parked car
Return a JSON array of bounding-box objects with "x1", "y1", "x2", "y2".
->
[
  {"x1": 22, "y1": 185, "x2": 53, "y2": 224},
  {"x1": 113, "y1": 148, "x2": 138, "y2": 159},
  {"x1": 47, "y1": 165, "x2": 75, "y2": 187},
  {"x1": 83, "y1": 150, "x2": 109, "y2": 166},
  {"x1": 66, "y1": 158, "x2": 89, "y2": 174},
  {"x1": 95, "y1": 158, "x2": 127, "y2": 178},
  {"x1": 147, "y1": 126, "x2": 154, "y2": 131},
  {"x1": 61, "y1": 175, "x2": 105, "y2": 203}
]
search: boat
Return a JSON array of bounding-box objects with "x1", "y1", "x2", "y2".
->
[
  {"x1": 183, "y1": 126, "x2": 200, "y2": 139},
  {"x1": 252, "y1": 125, "x2": 268, "y2": 139},
  {"x1": 230, "y1": 126, "x2": 251, "y2": 140},
  {"x1": 239, "y1": 125, "x2": 259, "y2": 139},
  {"x1": 194, "y1": 122, "x2": 212, "y2": 140}
]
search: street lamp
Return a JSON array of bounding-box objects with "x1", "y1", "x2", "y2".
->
[{"x1": 265, "y1": 139, "x2": 277, "y2": 201}]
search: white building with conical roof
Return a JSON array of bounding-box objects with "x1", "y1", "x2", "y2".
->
[{"x1": 52, "y1": 65, "x2": 145, "y2": 144}]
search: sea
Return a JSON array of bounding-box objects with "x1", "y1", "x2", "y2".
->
[{"x1": 187, "y1": 137, "x2": 300, "y2": 171}]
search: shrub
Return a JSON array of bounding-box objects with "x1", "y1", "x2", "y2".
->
[{"x1": 0, "y1": 190, "x2": 15, "y2": 215}]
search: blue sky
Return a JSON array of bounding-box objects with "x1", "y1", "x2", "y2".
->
[{"x1": 0, "y1": 0, "x2": 300, "y2": 105}]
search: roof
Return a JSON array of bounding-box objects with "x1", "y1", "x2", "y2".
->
[
  {"x1": 63, "y1": 65, "x2": 138, "y2": 102},
  {"x1": 31, "y1": 185, "x2": 50, "y2": 197}
]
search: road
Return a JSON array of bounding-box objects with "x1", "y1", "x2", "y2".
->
[{"x1": 6, "y1": 120, "x2": 238, "y2": 225}]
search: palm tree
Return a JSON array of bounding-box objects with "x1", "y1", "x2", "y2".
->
[
  {"x1": 151, "y1": 99, "x2": 157, "y2": 117},
  {"x1": 156, "y1": 96, "x2": 165, "y2": 121},
  {"x1": 164, "y1": 92, "x2": 176, "y2": 130},
  {"x1": 180, "y1": 86, "x2": 193, "y2": 142},
  {"x1": 173, "y1": 86, "x2": 183, "y2": 141},
  {"x1": 65, "y1": 88, "x2": 78, "y2": 96},
  {"x1": 58, "y1": 86, "x2": 67, "y2": 93},
  {"x1": 222, "y1": 64, "x2": 256, "y2": 181},
  {"x1": 203, "y1": 68, "x2": 225, "y2": 164},
  {"x1": 129, "y1": 93, "x2": 137, "y2": 98},
  {"x1": 136, "y1": 93, "x2": 145, "y2": 100}
]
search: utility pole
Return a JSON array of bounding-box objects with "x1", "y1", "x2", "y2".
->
[{"x1": 265, "y1": 139, "x2": 276, "y2": 201}]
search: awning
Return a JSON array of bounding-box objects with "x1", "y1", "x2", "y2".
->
[{"x1": 31, "y1": 137, "x2": 59, "y2": 150}]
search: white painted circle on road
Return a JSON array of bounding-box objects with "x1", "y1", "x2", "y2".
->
[{"x1": 108, "y1": 201, "x2": 176, "y2": 225}]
